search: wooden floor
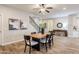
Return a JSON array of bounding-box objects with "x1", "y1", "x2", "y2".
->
[{"x1": 0, "y1": 36, "x2": 79, "y2": 54}]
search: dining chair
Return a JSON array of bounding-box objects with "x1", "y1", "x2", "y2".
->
[
  {"x1": 31, "y1": 32, "x2": 36, "y2": 34},
  {"x1": 24, "y1": 35, "x2": 38, "y2": 54},
  {"x1": 48, "y1": 31, "x2": 54, "y2": 47},
  {"x1": 51, "y1": 33, "x2": 54, "y2": 46},
  {"x1": 48, "y1": 34, "x2": 54, "y2": 48},
  {"x1": 40, "y1": 34, "x2": 50, "y2": 52}
]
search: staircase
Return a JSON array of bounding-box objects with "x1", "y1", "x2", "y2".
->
[{"x1": 29, "y1": 16, "x2": 40, "y2": 32}]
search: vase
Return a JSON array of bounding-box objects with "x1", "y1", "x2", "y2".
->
[{"x1": 41, "y1": 28, "x2": 44, "y2": 34}]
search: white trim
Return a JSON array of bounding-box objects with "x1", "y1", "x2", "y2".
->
[{"x1": 1, "y1": 39, "x2": 23, "y2": 46}]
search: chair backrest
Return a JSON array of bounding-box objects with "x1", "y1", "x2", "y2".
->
[
  {"x1": 46, "y1": 34, "x2": 50, "y2": 38},
  {"x1": 24, "y1": 35, "x2": 31, "y2": 45},
  {"x1": 31, "y1": 32, "x2": 36, "y2": 34},
  {"x1": 50, "y1": 33, "x2": 53, "y2": 39},
  {"x1": 46, "y1": 34, "x2": 51, "y2": 42}
]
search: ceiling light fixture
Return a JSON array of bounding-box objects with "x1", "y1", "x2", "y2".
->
[
  {"x1": 33, "y1": 4, "x2": 53, "y2": 14},
  {"x1": 63, "y1": 7, "x2": 67, "y2": 10},
  {"x1": 36, "y1": 4, "x2": 40, "y2": 7},
  {"x1": 40, "y1": 8, "x2": 45, "y2": 11}
]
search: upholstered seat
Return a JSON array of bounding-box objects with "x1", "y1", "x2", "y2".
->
[
  {"x1": 27, "y1": 41, "x2": 38, "y2": 46},
  {"x1": 40, "y1": 39, "x2": 49, "y2": 43}
]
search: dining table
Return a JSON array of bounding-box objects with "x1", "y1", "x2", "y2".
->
[{"x1": 31, "y1": 33, "x2": 47, "y2": 39}]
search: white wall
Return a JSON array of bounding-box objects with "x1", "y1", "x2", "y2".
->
[
  {"x1": 53, "y1": 17, "x2": 68, "y2": 30},
  {"x1": 44, "y1": 20, "x2": 53, "y2": 32},
  {"x1": 46, "y1": 20, "x2": 53, "y2": 31},
  {"x1": 33, "y1": 17, "x2": 40, "y2": 25},
  {"x1": 41, "y1": 17, "x2": 68, "y2": 32},
  {"x1": 0, "y1": 15, "x2": 2, "y2": 45},
  {"x1": 0, "y1": 5, "x2": 37, "y2": 45},
  {"x1": 52, "y1": 15, "x2": 79, "y2": 38},
  {"x1": 68, "y1": 14, "x2": 79, "y2": 37}
]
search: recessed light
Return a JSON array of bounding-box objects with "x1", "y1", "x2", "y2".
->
[
  {"x1": 36, "y1": 4, "x2": 39, "y2": 7},
  {"x1": 63, "y1": 7, "x2": 67, "y2": 10},
  {"x1": 40, "y1": 9, "x2": 45, "y2": 11}
]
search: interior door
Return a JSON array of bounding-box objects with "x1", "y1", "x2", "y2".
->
[{"x1": 0, "y1": 15, "x2": 2, "y2": 45}]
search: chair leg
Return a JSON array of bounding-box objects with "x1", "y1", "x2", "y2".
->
[
  {"x1": 29, "y1": 46, "x2": 31, "y2": 54},
  {"x1": 52, "y1": 41, "x2": 54, "y2": 46},
  {"x1": 24, "y1": 44, "x2": 27, "y2": 53},
  {"x1": 45, "y1": 43, "x2": 48, "y2": 52},
  {"x1": 49, "y1": 40, "x2": 51, "y2": 48},
  {"x1": 52, "y1": 39, "x2": 54, "y2": 46}
]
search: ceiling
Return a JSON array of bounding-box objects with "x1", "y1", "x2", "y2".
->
[{"x1": 3, "y1": 4, "x2": 79, "y2": 18}]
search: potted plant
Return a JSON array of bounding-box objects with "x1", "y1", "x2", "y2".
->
[{"x1": 39, "y1": 23, "x2": 46, "y2": 34}]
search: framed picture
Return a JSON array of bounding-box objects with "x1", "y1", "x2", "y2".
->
[
  {"x1": 20, "y1": 20, "x2": 27, "y2": 30},
  {"x1": 9, "y1": 18, "x2": 20, "y2": 30}
]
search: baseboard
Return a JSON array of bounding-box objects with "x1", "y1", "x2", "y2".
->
[{"x1": 1, "y1": 39, "x2": 23, "y2": 46}]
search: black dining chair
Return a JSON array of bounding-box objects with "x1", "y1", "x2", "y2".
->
[
  {"x1": 51, "y1": 33, "x2": 54, "y2": 45},
  {"x1": 48, "y1": 34, "x2": 54, "y2": 48},
  {"x1": 24, "y1": 35, "x2": 38, "y2": 54},
  {"x1": 40, "y1": 34, "x2": 50, "y2": 52},
  {"x1": 31, "y1": 32, "x2": 36, "y2": 34},
  {"x1": 48, "y1": 31, "x2": 54, "y2": 47}
]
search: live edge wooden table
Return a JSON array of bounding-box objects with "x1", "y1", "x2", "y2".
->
[
  {"x1": 31, "y1": 33, "x2": 47, "y2": 39},
  {"x1": 31, "y1": 33, "x2": 49, "y2": 51}
]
